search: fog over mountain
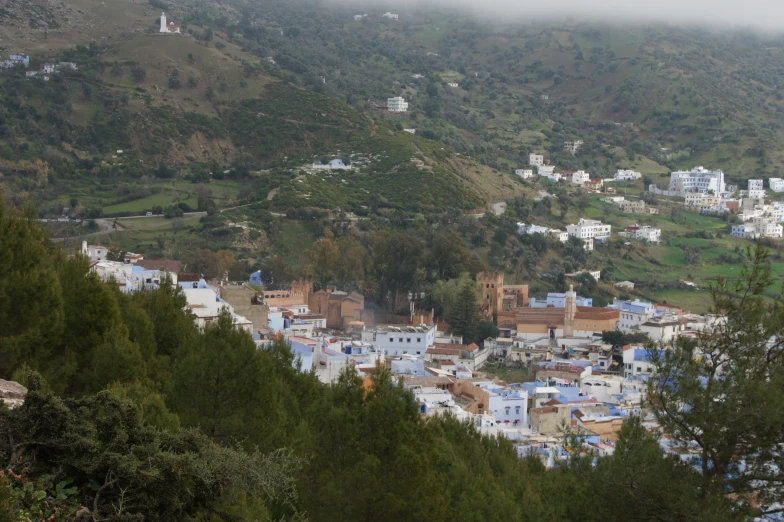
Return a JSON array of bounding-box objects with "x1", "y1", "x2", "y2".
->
[{"x1": 324, "y1": 0, "x2": 784, "y2": 30}]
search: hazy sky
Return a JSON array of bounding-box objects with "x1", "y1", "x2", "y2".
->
[{"x1": 329, "y1": 0, "x2": 784, "y2": 29}]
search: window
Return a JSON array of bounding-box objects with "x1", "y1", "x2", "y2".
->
[
  {"x1": 636, "y1": 367, "x2": 642, "y2": 373},
  {"x1": 417, "y1": 338, "x2": 421, "y2": 342},
  {"x1": 390, "y1": 338, "x2": 394, "y2": 342},
  {"x1": 192, "y1": 283, "x2": 198, "y2": 288},
  {"x1": 403, "y1": 351, "x2": 408, "y2": 355},
  {"x1": 416, "y1": 351, "x2": 421, "y2": 355},
  {"x1": 399, "y1": 337, "x2": 403, "y2": 343},
  {"x1": 407, "y1": 338, "x2": 411, "y2": 343}
]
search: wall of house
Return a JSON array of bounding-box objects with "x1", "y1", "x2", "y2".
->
[
  {"x1": 529, "y1": 405, "x2": 571, "y2": 435},
  {"x1": 448, "y1": 381, "x2": 490, "y2": 415},
  {"x1": 580, "y1": 418, "x2": 624, "y2": 442},
  {"x1": 220, "y1": 285, "x2": 268, "y2": 330}
]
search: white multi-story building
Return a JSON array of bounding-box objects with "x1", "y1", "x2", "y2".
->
[
  {"x1": 566, "y1": 219, "x2": 611, "y2": 243},
  {"x1": 769, "y1": 178, "x2": 784, "y2": 193},
  {"x1": 609, "y1": 299, "x2": 656, "y2": 333},
  {"x1": 570, "y1": 170, "x2": 591, "y2": 186},
  {"x1": 529, "y1": 153, "x2": 544, "y2": 167},
  {"x1": 362, "y1": 324, "x2": 436, "y2": 357},
  {"x1": 747, "y1": 179, "x2": 766, "y2": 199},
  {"x1": 382, "y1": 12, "x2": 399, "y2": 19},
  {"x1": 564, "y1": 140, "x2": 583, "y2": 155},
  {"x1": 515, "y1": 169, "x2": 534, "y2": 179},
  {"x1": 668, "y1": 166, "x2": 726, "y2": 197},
  {"x1": 387, "y1": 96, "x2": 408, "y2": 112},
  {"x1": 482, "y1": 384, "x2": 528, "y2": 428},
  {"x1": 614, "y1": 169, "x2": 642, "y2": 181}
]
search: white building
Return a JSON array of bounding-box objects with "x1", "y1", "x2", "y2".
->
[
  {"x1": 482, "y1": 384, "x2": 528, "y2": 428},
  {"x1": 361, "y1": 324, "x2": 436, "y2": 357},
  {"x1": 537, "y1": 165, "x2": 560, "y2": 181},
  {"x1": 668, "y1": 166, "x2": 725, "y2": 197},
  {"x1": 353, "y1": 14, "x2": 367, "y2": 20},
  {"x1": 529, "y1": 153, "x2": 544, "y2": 167},
  {"x1": 0, "y1": 55, "x2": 30, "y2": 68},
  {"x1": 769, "y1": 178, "x2": 784, "y2": 193},
  {"x1": 613, "y1": 169, "x2": 642, "y2": 181},
  {"x1": 622, "y1": 347, "x2": 656, "y2": 379},
  {"x1": 564, "y1": 140, "x2": 583, "y2": 155},
  {"x1": 620, "y1": 225, "x2": 661, "y2": 244},
  {"x1": 549, "y1": 229, "x2": 569, "y2": 243},
  {"x1": 447, "y1": 82, "x2": 459, "y2": 88},
  {"x1": 570, "y1": 170, "x2": 591, "y2": 186},
  {"x1": 81, "y1": 241, "x2": 108, "y2": 262},
  {"x1": 183, "y1": 286, "x2": 252, "y2": 333},
  {"x1": 640, "y1": 317, "x2": 682, "y2": 343},
  {"x1": 530, "y1": 293, "x2": 593, "y2": 308},
  {"x1": 382, "y1": 12, "x2": 399, "y2": 19},
  {"x1": 403, "y1": 128, "x2": 416, "y2": 134},
  {"x1": 566, "y1": 219, "x2": 611, "y2": 243},
  {"x1": 159, "y1": 12, "x2": 181, "y2": 34},
  {"x1": 387, "y1": 96, "x2": 408, "y2": 112},
  {"x1": 311, "y1": 158, "x2": 352, "y2": 170},
  {"x1": 515, "y1": 169, "x2": 534, "y2": 179}
]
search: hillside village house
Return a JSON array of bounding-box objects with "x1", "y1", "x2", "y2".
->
[
  {"x1": 0, "y1": 55, "x2": 30, "y2": 68},
  {"x1": 382, "y1": 12, "x2": 399, "y2": 19},
  {"x1": 566, "y1": 219, "x2": 611, "y2": 244},
  {"x1": 769, "y1": 177, "x2": 784, "y2": 192},
  {"x1": 311, "y1": 158, "x2": 351, "y2": 170},
  {"x1": 529, "y1": 153, "x2": 544, "y2": 167},
  {"x1": 570, "y1": 170, "x2": 591, "y2": 186},
  {"x1": 564, "y1": 140, "x2": 583, "y2": 155},
  {"x1": 747, "y1": 179, "x2": 765, "y2": 199},
  {"x1": 615, "y1": 199, "x2": 646, "y2": 214},
  {"x1": 361, "y1": 324, "x2": 436, "y2": 357},
  {"x1": 613, "y1": 169, "x2": 642, "y2": 181},
  {"x1": 732, "y1": 217, "x2": 783, "y2": 239},
  {"x1": 620, "y1": 224, "x2": 661, "y2": 244},
  {"x1": 515, "y1": 169, "x2": 534, "y2": 179},
  {"x1": 387, "y1": 96, "x2": 408, "y2": 112}
]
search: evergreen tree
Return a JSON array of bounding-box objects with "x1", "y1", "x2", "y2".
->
[
  {"x1": 168, "y1": 312, "x2": 264, "y2": 444},
  {"x1": 446, "y1": 277, "x2": 480, "y2": 342},
  {"x1": 0, "y1": 197, "x2": 64, "y2": 381},
  {"x1": 650, "y1": 244, "x2": 784, "y2": 516}
]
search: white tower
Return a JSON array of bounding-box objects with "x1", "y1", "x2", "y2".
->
[{"x1": 160, "y1": 12, "x2": 168, "y2": 33}]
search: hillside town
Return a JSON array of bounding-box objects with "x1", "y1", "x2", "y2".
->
[
  {"x1": 79, "y1": 235, "x2": 732, "y2": 466},
  {"x1": 525, "y1": 151, "x2": 784, "y2": 241}
]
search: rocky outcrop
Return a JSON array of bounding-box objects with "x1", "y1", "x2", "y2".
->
[{"x1": 0, "y1": 379, "x2": 28, "y2": 409}]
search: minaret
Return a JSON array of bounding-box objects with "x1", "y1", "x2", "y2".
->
[
  {"x1": 160, "y1": 12, "x2": 168, "y2": 33},
  {"x1": 564, "y1": 284, "x2": 576, "y2": 337}
]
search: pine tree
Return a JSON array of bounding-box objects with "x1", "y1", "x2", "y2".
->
[
  {"x1": 446, "y1": 277, "x2": 480, "y2": 342},
  {"x1": 650, "y1": 244, "x2": 784, "y2": 516}
]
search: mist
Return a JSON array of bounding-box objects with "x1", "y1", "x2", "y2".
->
[{"x1": 325, "y1": 0, "x2": 784, "y2": 30}]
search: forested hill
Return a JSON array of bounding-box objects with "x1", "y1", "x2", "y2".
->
[
  {"x1": 6, "y1": 0, "x2": 784, "y2": 216},
  {"x1": 187, "y1": 0, "x2": 784, "y2": 183}
]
